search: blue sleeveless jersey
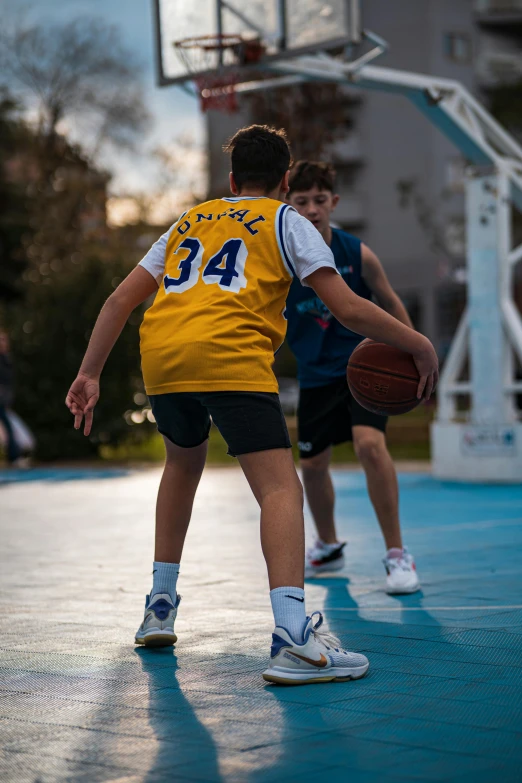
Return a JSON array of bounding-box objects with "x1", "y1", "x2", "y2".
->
[{"x1": 285, "y1": 228, "x2": 372, "y2": 388}]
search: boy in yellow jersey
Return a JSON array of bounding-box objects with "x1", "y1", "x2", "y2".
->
[{"x1": 66, "y1": 125, "x2": 438, "y2": 685}]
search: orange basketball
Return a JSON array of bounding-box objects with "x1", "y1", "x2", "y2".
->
[{"x1": 347, "y1": 338, "x2": 420, "y2": 416}]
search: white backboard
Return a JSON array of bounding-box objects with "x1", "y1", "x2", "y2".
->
[{"x1": 153, "y1": 0, "x2": 361, "y2": 85}]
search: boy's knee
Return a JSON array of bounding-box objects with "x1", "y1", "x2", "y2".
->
[
  {"x1": 164, "y1": 438, "x2": 207, "y2": 473},
  {"x1": 267, "y1": 473, "x2": 303, "y2": 506},
  {"x1": 353, "y1": 432, "x2": 387, "y2": 468}
]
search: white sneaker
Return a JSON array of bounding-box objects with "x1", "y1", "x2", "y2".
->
[
  {"x1": 383, "y1": 547, "x2": 420, "y2": 594},
  {"x1": 262, "y1": 612, "x2": 369, "y2": 685},
  {"x1": 135, "y1": 593, "x2": 180, "y2": 647},
  {"x1": 305, "y1": 539, "x2": 346, "y2": 578}
]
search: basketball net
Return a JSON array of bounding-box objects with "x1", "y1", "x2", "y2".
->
[
  {"x1": 195, "y1": 73, "x2": 239, "y2": 113},
  {"x1": 173, "y1": 34, "x2": 265, "y2": 113}
]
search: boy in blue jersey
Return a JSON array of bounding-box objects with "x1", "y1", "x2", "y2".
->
[{"x1": 286, "y1": 161, "x2": 420, "y2": 594}]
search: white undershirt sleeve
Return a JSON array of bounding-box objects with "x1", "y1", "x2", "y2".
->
[
  {"x1": 138, "y1": 214, "x2": 187, "y2": 283},
  {"x1": 281, "y1": 207, "x2": 338, "y2": 286}
]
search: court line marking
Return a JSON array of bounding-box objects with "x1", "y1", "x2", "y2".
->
[{"x1": 327, "y1": 605, "x2": 522, "y2": 611}]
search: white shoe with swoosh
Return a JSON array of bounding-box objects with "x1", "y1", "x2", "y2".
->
[{"x1": 262, "y1": 612, "x2": 369, "y2": 685}]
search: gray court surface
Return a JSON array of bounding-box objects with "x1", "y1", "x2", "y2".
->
[{"x1": 1, "y1": 467, "x2": 522, "y2": 782}]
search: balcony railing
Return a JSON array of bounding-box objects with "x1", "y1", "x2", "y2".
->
[
  {"x1": 477, "y1": 52, "x2": 522, "y2": 84},
  {"x1": 475, "y1": 0, "x2": 522, "y2": 11},
  {"x1": 327, "y1": 136, "x2": 364, "y2": 165},
  {"x1": 475, "y1": 0, "x2": 522, "y2": 25}
]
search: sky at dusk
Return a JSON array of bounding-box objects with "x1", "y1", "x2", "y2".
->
[{"x1": 2, "y1": 0, "x2": 205, "y2": 217}]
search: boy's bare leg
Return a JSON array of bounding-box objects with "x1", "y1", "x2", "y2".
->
[
  {"x1": 301, "y1": 430, "x2": 402, "y2": 551},
  {"x1": 135, "y1": 437, "x2": 207, "y2": 646},
  {"x1": 238, "y1": 448, "x2": 304, "y2": 589},
  {"x1": 154, "y1": 437, "x2": 208, "y2": 563},
  {"x1": 352, "y1": 426, "x2": 402, "y2": 551},
  {"x1": 300, "y1": 447, "x2": 338, "y2": 544}
]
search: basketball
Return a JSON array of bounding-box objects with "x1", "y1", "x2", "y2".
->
[{"x1": 347, "y1": 338, "x2": 420, "y2": 416}]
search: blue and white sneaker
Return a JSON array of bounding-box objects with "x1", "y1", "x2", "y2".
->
[
  {"x1": 262, "y1": 612, "x2": 369, "y2": 685},
  {"x1": 135, "y1": 593, "x2": 180, "y2": 647}
]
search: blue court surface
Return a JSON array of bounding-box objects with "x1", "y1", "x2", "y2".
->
[{"x1": 1, "y1": 467, "x2": 522, "y2": 782}]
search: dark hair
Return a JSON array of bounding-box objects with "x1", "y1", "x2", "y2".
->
[
  {"x1": 288, "y1": 160, "x2": 336, "y2": 195},
  {"x1": 224, "y1": 124, "x2": 292, "y2": 193}
]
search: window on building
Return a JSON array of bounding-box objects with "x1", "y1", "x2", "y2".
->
[{"x1": 444, "y1": 33, "x2": 472, "y2": 63}]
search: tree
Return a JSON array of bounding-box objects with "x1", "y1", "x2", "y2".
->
[
  {"x1": 0, "y1": 88, "x2": 32, "y2": 302},
  {"x1": 246, "y1": 81, "x2": 356, "y2": 160},
  {"x1": 7, "y1": 247, "x2": 151, "y2": 461},
  {"x1": 0, "y1": 16, "x2": 155, "y2": 460},
  {"x1": 119, "y1": 134, "x2": 208, "y2": 226},
  {"x1": 0, "y1": 16, "x2": 149, "y2": 155},
  {"x1": 0, "y1": 15, "x2": 151, "y2": 296}
]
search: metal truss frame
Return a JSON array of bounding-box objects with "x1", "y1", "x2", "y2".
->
[
  {"x1": 236, "y1": 58, "x2": 522, "y2": 426},
  {"x1": 233, "y1": 57, "x2": 522, "y2": 478}
]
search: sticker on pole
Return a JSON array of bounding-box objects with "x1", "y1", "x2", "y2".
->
[{"x1": 461, "y1": 426, "x2": 517, "y2": 457}]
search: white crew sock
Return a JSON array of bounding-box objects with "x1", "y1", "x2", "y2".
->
[
  {"x1": 151, "y1": 561, "x2": 180, "y2": 602},
  {"x1": 270, "y1": 586, "x2": 306, "y2": 643}
]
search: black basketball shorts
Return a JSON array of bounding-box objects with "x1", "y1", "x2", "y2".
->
[
  {"x1": 297, "y1": 376, "x2": 388, "y2": 459},
  {"x1": 149, "y1": 391, "x2": 291, "y2": 457}
]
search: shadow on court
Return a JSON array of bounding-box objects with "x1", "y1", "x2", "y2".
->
[
  {"x1": 135, "y1": 648, "x2": 221, "y2": 781},
  {"x1": 1, "y1": 468, "x2": 522, "y2": 781}
]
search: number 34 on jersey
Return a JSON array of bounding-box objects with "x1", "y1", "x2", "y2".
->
[{"x1": 164, "y1": 237, "x2": 248, "y2": 295}]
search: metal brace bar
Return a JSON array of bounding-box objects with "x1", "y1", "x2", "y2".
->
[
  {"x1": 444, "y1": 383, "x2": 472, "y2": 393},
  {"x1": 460, "y1": 101, "x2": 486, "y2": 142},
  {"x1": 346, "y1": 29, "x2": 389, "y2": 73},
  {"x1": 220, "y1": 0, "x2": 267, "y2": 38},
  {"x1": 509, "y1": 244, "x2": 522, "y2": 266},
  {"x1": 502, "y1": 299, "x2": 522, "y2": 366}
]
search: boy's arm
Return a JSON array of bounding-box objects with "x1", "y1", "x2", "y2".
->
[
  {"x1": 361, "y1": 245, "x2": 413, "y2": 329},
  {"x1": 306, "y1": 267, "x2": 439, "y2": 399},
  {"x1": 66, "y1": 266, "x2": 158, "y2": 436}
]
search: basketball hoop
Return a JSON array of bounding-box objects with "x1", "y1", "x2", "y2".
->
[{"x1": 173, "y1": 34, "x2": 266, "y2": 113}]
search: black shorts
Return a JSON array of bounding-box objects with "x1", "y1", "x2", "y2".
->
[
  {"x1": 297, "y1": 376, "x2": 387, "y2": 459},
  {"x1": 149, "y1": 391, "x2": 291, "y2": 457}
]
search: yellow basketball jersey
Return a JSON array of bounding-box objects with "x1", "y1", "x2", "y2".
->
[{"x1": 140, "y1": 197, "x2": 295, "y2": 394}]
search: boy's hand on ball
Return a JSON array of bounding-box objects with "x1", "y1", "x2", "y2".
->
[
  {"x1": 65, "y1": 373, "x2": 100, "y2": 436},
  {"x1": 413, "y1": 340, "x2": 439, "y2": 401}
]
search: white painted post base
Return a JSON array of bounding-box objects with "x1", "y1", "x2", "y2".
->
[
  {"x1": 430, "y1": 171, "x2": 522, "y2": 484},
  {"x1": 431, "y1": 422, "x2": 522, "y2": 483}
]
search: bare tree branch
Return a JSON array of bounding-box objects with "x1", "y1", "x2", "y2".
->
[{"x1": 0, "y1": 16, "x2": 149, "y2": 154}]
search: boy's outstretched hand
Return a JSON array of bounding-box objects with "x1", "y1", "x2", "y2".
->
[{"x1": 66, "y1": 373, "x2": 100, "y2": 436}]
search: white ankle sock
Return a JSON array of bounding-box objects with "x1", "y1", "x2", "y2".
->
[
  {"x1": 270, "y1": 586, "x2": 306, "y2": 643},
  {"x1": 151, "y1": 561, "x2": 180, "y2": 601},
  {"x1": 386, "y1": 548, "x2": 404, "y2": 560}
]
